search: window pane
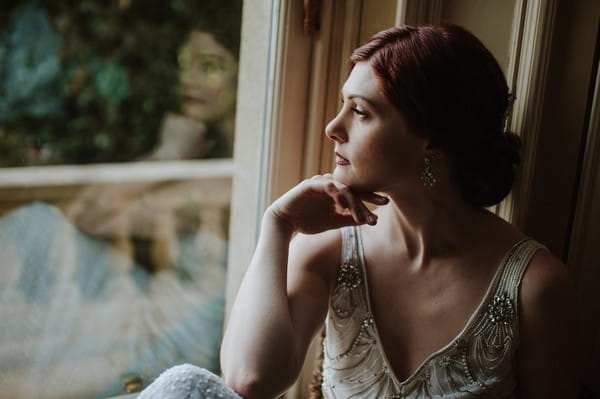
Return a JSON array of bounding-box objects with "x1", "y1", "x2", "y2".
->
[
  {"x1": 0, "y1": 1, "x2": 241, "y2": 166},
  {"x1": 0, "y1": 1, "x2": 242, "y2": 398}
]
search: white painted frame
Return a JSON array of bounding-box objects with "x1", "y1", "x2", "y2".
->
[
  {"x1": 225, "y1": 0, "x2": 282, "y2": 317},
  {"x1": 497, "y1": 0, "x2": 557, "y2": 226}
]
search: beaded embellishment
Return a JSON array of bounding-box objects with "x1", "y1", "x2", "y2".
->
[
  {"x1": 322, "y1": 228, "x2": 542, "y2": 399},
  {"x1": 337, "y1": 262, "x2": 362, "y2": 289},
  {"x1": 420, "y1": 155, "x2": 437, "y2": 187},
  {"x1": 486, "y1": 293, "x2": 514, "y2": 325}
]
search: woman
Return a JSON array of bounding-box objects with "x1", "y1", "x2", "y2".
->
[{"x1": 139, "y1": 24, "x2": 580, "y2": 399}]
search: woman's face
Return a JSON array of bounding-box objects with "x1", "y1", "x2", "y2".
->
[{"x1": 325, "y1": 61, "x2": 427, "y2": 194}]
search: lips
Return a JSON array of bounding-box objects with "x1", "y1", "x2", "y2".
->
[{"x1": 336, "y1": 152, "x2": 350, "y2": 165}]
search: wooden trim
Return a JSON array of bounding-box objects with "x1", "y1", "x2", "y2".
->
[
  {"x1": 303, "y1": 0, "x2": 363, "y2": 177},
  {"x1": 302, "y1": 0, "x2": 338, "y2": 177},
  {"x1": 395, "y1": 0, "x2": 408, "y2": 25},
  {"x1": 494, "y1": 0, "x2": 527, "y2": 221},
  {"x1": 286, "y1": 3, "x2": 365, "y2": 397},
  {"x1": 568, "y1": 57, "x2": 600, "y2": 395},
  {"x1": 503, "y1": 0, "x2": 528, "y2": 97},
  {"x1": 428, "y1": 0, "x2": 443, "y2": 26},
  {"x1": 303, "y1": 0, "x2": 322, "y2": 36},
  {"x1": 501, "y1": 0, "x2": 557, "y2": 227},
  {"x1": 225, "y1": 0, "x2": 281, "y2": 320},
  {"x1": 399, "y1": 0, "x2": 442, "y2": 26},
  {"x1": 568, "y1": 62, "x2": 600, "y2": 275},
  {"x1": 265, "y1": 0, "x2": 312, "y2": 202}
]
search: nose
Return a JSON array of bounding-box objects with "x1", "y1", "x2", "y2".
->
[{"x1": 325, "y1": 111, "x2": 347, "y2": 143}]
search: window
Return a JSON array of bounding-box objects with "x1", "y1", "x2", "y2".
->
[
  {"x1": 0, "y1": 1, "x2": 561, "y2": 398},
  {"x1": 0, "y1": 1, "x2": 242, "y2": 397}
]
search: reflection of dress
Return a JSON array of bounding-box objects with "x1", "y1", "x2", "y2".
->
[
  {"x1": 322, "y1": 226, "x2": 544, "y2": 398},
  {"x1": 138, "y1": 364, "x2": 242, "y2": 399},
  {"x1": 0, "y1": 203, "x2": 226, "y2": 398}
]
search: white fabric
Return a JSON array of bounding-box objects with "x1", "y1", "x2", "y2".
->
[
  {"x1": 322, "y1": 226, "x2": 543, "y2": 398},
  {"x1": 138, "y1": 364, "x2": 242, "y2": 399}
]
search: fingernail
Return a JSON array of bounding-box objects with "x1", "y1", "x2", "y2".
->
[{"x1": 367, "y1": 214, "x2": 377, "y2": 224}]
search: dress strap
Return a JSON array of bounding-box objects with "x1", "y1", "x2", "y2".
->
[
  {"x1": 340, "y1": 226, "x2": 360, "y2": 266},
  {"x1": 480, "y1": 238, "x2": 546, "y2": 335},
  {"x1": 494, "y1": 239, "x2": 545, "y2": 300}
]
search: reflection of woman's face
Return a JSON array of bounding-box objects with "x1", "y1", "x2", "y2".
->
[
  {"x1": 178, "y1": 31, "x2": 237, "y2": 121},
  {"x1": 325, "y1": 62, "x2": 427, "y2": 194}
]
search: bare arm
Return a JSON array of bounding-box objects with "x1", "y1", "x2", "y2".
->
[
  {"x1": 517, "y1": 249, "x2": 582, "y2": 398},
  {"x1": 220, "y1": 175, "x2": 388, "y2": 398}
]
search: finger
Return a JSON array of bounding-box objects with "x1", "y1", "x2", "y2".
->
[
  {"x1": 336, "y1": 194, "x2": 350, "y2": 210},
  {"x1": 324, "y1": 183, "x2": 364, "y2": 224},
  {"x1": 327, "y1": 213, "x2": 361, "y2": 229},
  {"x1": 343, "y1": 190, "x2": 380, "y2": 225},
  {"x1": 359, "y1": 192, "x2": 389, "y2": 206},
  {"x1": 322, "y1": 180, "x2": 351, "y2": 211},
  {"x1": 322, "y1": 179, "x2": 375, "y2": 225}
]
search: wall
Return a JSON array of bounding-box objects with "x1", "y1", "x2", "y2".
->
[{"x1": 525, "y1": 0, "x2": 599, "y2": 259}]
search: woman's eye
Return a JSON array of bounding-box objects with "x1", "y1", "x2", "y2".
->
[
  {"x1": 341, "y1": 98, "x2": 367, "y2": 118},
  {"x1": 352, "y1": 107, "x2": 367, "y2": 117}
]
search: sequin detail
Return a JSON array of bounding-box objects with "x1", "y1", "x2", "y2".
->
[
  {"x1": 337, "y1": 262, "x2": 362, "y2": 289},
  {"x1": 487, "y1": 293, "x2": 514, "y2": 325},
  {"x1": 334, "y1": 316, "x2": 374, "y2": 360},
  {"x1": 322, "y1": 227, "x2": 543, "y2": 399}
]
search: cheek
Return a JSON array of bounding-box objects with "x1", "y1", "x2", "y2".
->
[
  {"x1": 367, "y1": 133, "x2": 424, "y2": 175},
  {"x1": 362, "y1": 132, "x2": 403, "y2": 165}
]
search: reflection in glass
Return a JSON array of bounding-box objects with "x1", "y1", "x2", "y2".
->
[
  {"x1": 0, "y1": 177, "x2": 231, "y2": 397},
  {"x1": 0, "y1": 0, "x2": 241, "y2": 397},
  {"x1": 0, "y1": 1, "x2": 240, "y2": 166}
]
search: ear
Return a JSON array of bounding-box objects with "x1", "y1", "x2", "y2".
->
[
  {"x1": 424, "y1": 143, "x2": 444, "y2": 160},
  {"x1": 424, "y1": 139, "x2": 443, "y2": 155}
]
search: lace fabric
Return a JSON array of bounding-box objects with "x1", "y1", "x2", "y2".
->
[
  {"x1": 138, "y1": 364, "x2": 242, "y2": 399},
  {"x1": 322, "y1": 226, "x2": 544, "y2": 398}
]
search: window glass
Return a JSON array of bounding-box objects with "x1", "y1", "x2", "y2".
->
[
  {"x1": 0, "y1": 1, "x2": 242, "y2": 397},
  {"x1": 0, "y1": 0, "x2": 240, "y2": 166}
]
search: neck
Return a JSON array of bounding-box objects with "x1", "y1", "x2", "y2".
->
[{"x1": 375, "y1": 187, "x2": 484, "y2": 265}]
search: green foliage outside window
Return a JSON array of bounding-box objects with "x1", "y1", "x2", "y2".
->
[{"x1": 0, "y1": 0, "x2": 242, "y2": 166}]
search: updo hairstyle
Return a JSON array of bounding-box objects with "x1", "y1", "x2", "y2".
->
[{"x1": 350, "y1": 25, "x2": 521, "y2": 207}]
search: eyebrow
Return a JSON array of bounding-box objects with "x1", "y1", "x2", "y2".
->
[{"x1": 343, "y1": 93, "x2": 379, "y2": 109}]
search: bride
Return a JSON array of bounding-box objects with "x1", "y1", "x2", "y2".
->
[{"x1": 139, "y1": 24, "x2": 580, "y2": 399}]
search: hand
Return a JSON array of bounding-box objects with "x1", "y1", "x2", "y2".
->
[{"x1": 267, "y1": 174, "x2": 389, "y2": 234}]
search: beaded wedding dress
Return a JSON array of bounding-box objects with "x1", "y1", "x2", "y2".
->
[
  {"x1": 321, "y1": 226, "x2": 543, "y2": 398},
  {"x1": 138, "y1": 227, "x2": 542, "y2": 399}
]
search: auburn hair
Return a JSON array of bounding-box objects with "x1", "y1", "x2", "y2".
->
[{"x1": 350, "y1": 25, "x2": 520, "y2": 207}]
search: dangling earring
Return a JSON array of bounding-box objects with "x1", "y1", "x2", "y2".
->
[{"x1": 420, "y1": 155, "x2": 436, "y2": 187}]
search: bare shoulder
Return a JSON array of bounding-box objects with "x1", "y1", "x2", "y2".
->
[
  {"x1": 519, "y1": 247, "x2": 578, "y2": 337},
  {"x1": 520, "y1": 247, "x2": 576, "y2": 310},
  {"x1": 289, "y1": 228, "x2": 343, "y2": 288},
  {"x1": 518, "y1": 246, "x2": 582, "y2": 398}
]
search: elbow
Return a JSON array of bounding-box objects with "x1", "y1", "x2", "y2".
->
[
  {"x1": 222, "y1": 359, "x2": 299, "y2": 399},
  {"x1": 224, "y1": 372, "x2": 280, "y2": 399},
  {"x1": 220, "y1": 340, "x2": 301, "y2": 398}
]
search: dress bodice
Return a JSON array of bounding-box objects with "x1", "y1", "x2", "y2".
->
[{"x1": 322, "y1": 226, "x2": 544, "y2": 398}]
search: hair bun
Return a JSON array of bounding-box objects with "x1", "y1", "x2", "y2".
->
[
  {"x1": 493, "y1": 131, "x2": 521, "y2": 165},
  {"x1": 457, "y1": 131, "x2": 521, "y2": 207}
]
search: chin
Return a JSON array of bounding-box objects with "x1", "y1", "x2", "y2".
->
[
  {"x1": 332, "y1": 169, "x2": 375, "y2": 193},
  {"x1": 332, "y1": 168, "x2": 351, "y2": 185}
]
